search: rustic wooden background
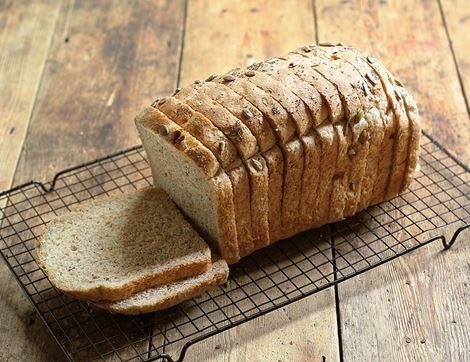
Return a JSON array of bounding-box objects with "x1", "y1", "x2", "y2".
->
[{"x1": 1, "y1": 0, "x2": 469, "y2": 361}]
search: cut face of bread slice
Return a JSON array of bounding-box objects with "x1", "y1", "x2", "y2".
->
[
  {"x1": 136, "y1": 109, "x2": 240, "y2": 263},
  {"x1": 36, "y1": 187, "x2": 212, "y2": 302},
  {"x1": 94, "y1": 254, "x2": 229, "y2": 315}
]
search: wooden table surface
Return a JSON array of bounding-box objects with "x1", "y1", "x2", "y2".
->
[{"x1": 1, "y1": 0, "x2": 469, "y2": 361}]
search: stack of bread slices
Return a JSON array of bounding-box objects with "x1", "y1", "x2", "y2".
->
[
  {"x1": 36, "y1": 188, "x2": 229, "y2": 315},
  {"x1": 36, "y1": 44, "x2": 420, "y2": 314}
]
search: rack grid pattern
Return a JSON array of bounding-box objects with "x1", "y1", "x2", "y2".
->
[{"x1": 0, "y1": 132, "x2": 468, "y2": 361}]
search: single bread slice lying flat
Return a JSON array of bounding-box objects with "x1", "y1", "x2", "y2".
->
[
  {"x1": 36, "y1": 188, "x2": 212, "y2": 302},
  {"x1": 93, "y1": 254, "x2": 229, "y2": 315}
]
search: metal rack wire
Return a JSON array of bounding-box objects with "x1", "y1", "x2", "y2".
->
[{"x1": 0, "y1": 131, "x2": 468, "y2": 361}]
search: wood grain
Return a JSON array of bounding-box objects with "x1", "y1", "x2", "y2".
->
[
  {"x1": 0, "y1": 0, "x2": 185, "y2": 361},
  {"x1": 316, "y1": 0, "x2": 470, "y2": 360},
  {"x1": 0, "y1": 1, "x2": 63, "y2": 361},
  {"x1": 0, "y1": 0, "x2": 61, "y2": 192},
  {"x1": 178, "y1": 1, "x2": 339, "y2": 360},
  {"x1": 440, "y1": 0, "x2": 470, "y2": 111}
]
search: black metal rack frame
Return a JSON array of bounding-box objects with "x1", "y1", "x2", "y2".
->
[{"x1": 0, "y1": 131, "x2": 468, "y2": 361}]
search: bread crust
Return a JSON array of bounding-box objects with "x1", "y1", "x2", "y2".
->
[
  {"x1": 176, "y1": 86, "x2": 259, "y2": 160},
  {"x1": 93, "y1": 255, "x2": 229, "y2": 315},
  {"x1": 262, "y1": 146, "x2": 284, "y2": 242},
  {"x1": 227, "y1": 165, "x2": 254, "y2": 257},
  {"x1": 216, "y1": 75, "x2": 296, "y2": 144},
  {"x1": 194, "y1": 82, "x2": 277, "y2": 152},
  {"x1": 136, "y1": 107, "x2": 220, "y2": 178},
  {"x1": 156, "y1": 97, "x2": 241, "y2": 170},
  {"x1": 246, "y1": 155, "x2": 270, "y2": 251}
]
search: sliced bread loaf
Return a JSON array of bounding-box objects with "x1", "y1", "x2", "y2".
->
[
  {"x1": 93, "y1": 254, "x2": 229, "y2": 315},
  {"x1": 36, "y1": 187, "x2": 212, "y2": 302}
]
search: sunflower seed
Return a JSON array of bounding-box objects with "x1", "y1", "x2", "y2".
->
[
  {"x1": 150, "y1": 98, "x2": 161, "y2": 108},
  {"x1": 359, "y1": 129, "x2": 370, "y2": 144},
  {"x1": 366, "y1": 71, "x2": 378, "y2": 85},
  {"x1": 242, "y1": 108, "x2": 253, "y2": 119},
  {"x1": 218, "y1": 142, "x2": 225, "y2": 154},
  {"x1": 251, "y1": 159, "x2": 263, "y2": 172},
  {"x1": 206, "y1": 74, "x2": 217, "y2": 82},
  {"x1": 158, "y1": 124, "x2": 169, "y2": 136},
  {"x1": 244, "y1": 70, "x2": 256, "y2": 77},
  {"x1": 319, "y1": 42, "x2": 335, "y2": 47},
  {"x1": 223, "y1": 74, "x2": 236, "y2": 82},
  {"x1": 301, "y1": 46, "x2": 311, "y2": 52}
]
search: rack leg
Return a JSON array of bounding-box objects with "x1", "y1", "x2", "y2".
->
[{"x1": 442, "y1": 224, "x2": 469, "y2": 250}]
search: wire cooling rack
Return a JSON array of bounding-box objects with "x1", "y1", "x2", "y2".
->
[{"x1": 0, "y1": 131, "x2": 468, "y2": 361}]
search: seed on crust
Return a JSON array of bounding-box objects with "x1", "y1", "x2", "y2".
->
[{"x1": 158, "y1": 124, "x2": 169, "y2": 136}]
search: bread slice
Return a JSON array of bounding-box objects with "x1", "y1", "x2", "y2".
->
[
  {"x1": 255, "y1": 59, "x2": 327, "y2": 126},
  {"x1": 298, "y1": 131, "x2": 322, "y2": 229},
  {"x1": 287, "y1": 53, "x2": 344, "y2": 123},
  {"x1": 156, "y1": 97, "x2": 241, "y2": 170},
  {"x1": 312, "y1": 123, "x2": 339, "y2": 227},
  {"x1": 227, "y1": 165, "x2": 254, "y2": 257},
  {"x1": 36, "y1": 188, "x2": 212, "y2": 302},
  {"x1": 215, "y1": 75, "x2": 296, "y2": 144},
  {"x1": 395, "y1": 84, "x2": 421, "y2": 191},
  {"x1": 193, "y1": 81, "x2": 277, "y2": 152},
  {"x1": 262, "y1": 146, "x2": 284, "y2": 242},
  {"x1": 176, "y1": 87, "x2": 259, "y2": 160},
  {"x1": 279, "y1": 139, "x2": 304, "y2": 237},
  {"x1": 245, "y1": 155, "x2": 270, "y2": 251},
  {"x1": 136, "y1": 109, "x2": 240, "y2": 263},
  {"x1": 238, "y1": 69, "x2": 313, "y2": 136},
  {"x1": 94, "y1": 254, "x2": 229, "y2": 315}
]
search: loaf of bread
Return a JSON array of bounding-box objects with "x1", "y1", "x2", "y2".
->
[{"x1": 136, "y1": 44, "x2": 421, "y2": 264}]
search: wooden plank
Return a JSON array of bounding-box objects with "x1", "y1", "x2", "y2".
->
[
  {"x1": 0, "y1": 1, "x2": 185, "y2": 361},
  {"x1": 440, "y1": 0, "x2": 470, "y2": 112},
  {"x1": 176, "y1": 1, "x2": 339, "y2": 361},
  {"x1": 316, "y1": 0, "x2": 470, "y2": 360},
  {"x1": 0, "y1": 0, "x2": 61, "y2": 192},
  {"x1": 317, "y1": 0, "x2": 469, "y2": 164},
  {"x1": 0, "y1": 2, "x2": 63, "y2": 361}
]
